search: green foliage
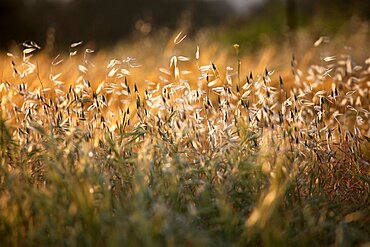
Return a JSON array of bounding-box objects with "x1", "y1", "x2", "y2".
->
[{"x1": 0, "y1": 116, "x2": 368, "y2": 246}]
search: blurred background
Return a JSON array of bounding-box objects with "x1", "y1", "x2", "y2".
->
[{"x1": 0, "y1": 0, "x2": 369, "y2": 50}]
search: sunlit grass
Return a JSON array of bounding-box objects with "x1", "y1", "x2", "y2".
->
[{"x1": 0, "y1": 27, "x2": 369, "y2": 246}]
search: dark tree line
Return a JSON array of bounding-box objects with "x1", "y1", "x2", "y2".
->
[
  {"x1": 0, "y1": 0, "x2": 233, "y2": 49},
  {"x1": 0, "y1": 0, "x2": 368, "y2": 49}
]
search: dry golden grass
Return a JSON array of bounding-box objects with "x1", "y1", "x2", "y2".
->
[{"x1": 0, "y1": 27, "x2": 369, "y2": 246}]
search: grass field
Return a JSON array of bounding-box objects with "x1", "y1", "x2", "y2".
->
[{"x1": 0, "y1": 26, "x2": 369, "y2": 246}]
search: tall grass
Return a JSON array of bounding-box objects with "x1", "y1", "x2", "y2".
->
[{"x1": 0, "y1": 30, "x2": 369, "y2": 246}]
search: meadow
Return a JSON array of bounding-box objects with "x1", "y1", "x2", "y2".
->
[{"x1": 0, "y1": 25, "x2": 369, "y2": 246}]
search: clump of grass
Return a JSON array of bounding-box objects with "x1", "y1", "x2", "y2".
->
[{"x1": 0, "y1": 33, "x2": 369, "y2": 246}]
